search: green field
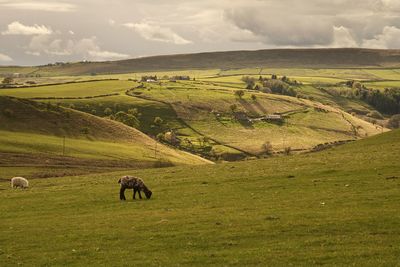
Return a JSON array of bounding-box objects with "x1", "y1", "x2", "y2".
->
[
  {"x1": 0, "y1": 130, "x2": 203, "y2": 165},
  {"x1": 1, "y1": 129, "x2": 399, "y2": 266},
  {"x1": 363, "y1": 81, "x2": 400, "y2": 90},
  {"x1": 1, "y1": 67, "x2": 390, "y2": 159},
  {"x1": 0, "y1": 80, "x2": 135, "y2": 98}
]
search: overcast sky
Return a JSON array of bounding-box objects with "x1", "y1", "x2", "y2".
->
[{"x1": 1, "y1": 0, "x2": 400, "y2": 65}]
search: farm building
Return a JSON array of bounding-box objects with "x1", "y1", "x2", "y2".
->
[
  {"x1": 141, "y1": 75, "x2": 157, "y2": 82},
  {"x1": 262, "y1": 114, "x2": 284, "y2": 122}
]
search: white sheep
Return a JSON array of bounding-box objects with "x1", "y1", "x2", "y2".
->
[{"x1": 11, "y1": 177, "x2": 29, "y2": 189}]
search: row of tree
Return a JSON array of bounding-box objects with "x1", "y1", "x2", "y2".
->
[
  {"x1": 341, "y1": 81, "x2": 400, "y2": 115},
  {"x1": 241, "y1": 75, "x2": 297, "y2": 97}
]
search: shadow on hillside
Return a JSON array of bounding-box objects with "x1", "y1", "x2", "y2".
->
[
  {"x1": 237, "y1": 119, "x2": 254, "y2": 129},
  {"x1": 238, "y1": 98, "x2": 259, "y2": 115},
  {"x1": 253, "y1": 101, "x2": 268, "y2": 114}
]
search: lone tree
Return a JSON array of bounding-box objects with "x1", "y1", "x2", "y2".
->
[
  {"x1": 242, "y1": 76, "x2": 255, "y2": 89},
  {"x1": 229, "y1": 104, "x2": 238, "y2": 113},
  {"x1": 154, "y1": 116, "x2": 163, "y2": 126},
  {"x1": 235, "y1": 90, "x2": 245, "y2": 99}
]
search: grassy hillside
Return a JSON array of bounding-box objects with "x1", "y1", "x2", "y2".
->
[
  {"x1": 0, "y1": 74, "x2": 385, "y2": 160},
  {"x1": 0, "y1": 129, "x2": 399, "y2": 266},
  {"x1": 1, "y1": 48, "x2": 400, "y2": 76},
  {"x1": 126, "y1": 80, "x2": 382, "y2": 155},
  {"x1": 0, "y1": 96, "x2": 210, "y2": 178}
]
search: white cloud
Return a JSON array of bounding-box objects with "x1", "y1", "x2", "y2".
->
[
  {"x1": 25, "y1": 51, "x2": 41, "y2": 56},
  {"x1": 108, "y1": 19, "x2": 116, "y2": 26},
  {"x1": 0, "y1": 1, "x2": 76, "y2": 12},
  {"x1": 87, "y1": 50, "x2": 129, "y2": 60},
  {"x1": 73, "y1": 37, "x2": 130, "y2": 60},
  {"x1": 0, "y1": 53, "x2": 13, "y2": 62},
  {"x1": 332, "y1": 26, "x2": 358, "y2": 47},
  {"x1": 362, "y1": 26, "x2": 400, "y2": 49},
  {"x1": 2, "y1": 21, "x2": 52, "y2": 35},
  {"x1": 123, "y1": 22, "x2": 192, "y2": 45},
  {"x1": 26, "y1": 35, "x2": 130, "y2": 61},
  {"x1": 68, "y1": 30, "x2": 74, "y2": 35}
]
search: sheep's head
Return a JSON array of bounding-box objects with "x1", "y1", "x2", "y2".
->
[{"x1": 144, "y1": 188, "x2": 152, "y2": 199}]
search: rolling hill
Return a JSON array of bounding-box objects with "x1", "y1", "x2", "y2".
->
[
  {"x1": 0, "y1": 128, "x2": 399, "y2": 266},
  {"x1": 0, "y1": 75, "x2": 386, "y2": 160},
  {"x1": 1, "y1": 48, "x2": 400, "y2": 76},
  {"x1": 0, "y1": 96, "x2": 210, "y2": 179}
]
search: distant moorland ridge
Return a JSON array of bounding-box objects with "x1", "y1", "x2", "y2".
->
[{"x1": 2, "y1": 48, "x2": 400, "y2": 76}]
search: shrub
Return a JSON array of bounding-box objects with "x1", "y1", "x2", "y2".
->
[
  {"x1": 104, "y1": 107, "x2": 112, "y2": 116},
  {"x1": 229, "y1": 104, "x2": 238, "y2": 113},
  {"x1": 235, "y1": 90, "x2": 245, "y2": 99},
  {"x1": 352, "y1": 82, "x2": 362, "y2": 90},
  {"x1": 262, "y1": 142, "x2": 273, "y2": 155},
  {"x1": 388, "y1": 114, "x2": 400, "y2": 129},
  {"x1": 251, "y1": 94, "x2": 257, "y2": 101},
  {"x1": 367, "y1": 111, "x2": 384, "y2": 119},
  {"x1": 128, "y1": 108, "x2": 141, "y2": 117},
  {"x1": 242, "y1": 76, "x2": 255, "y2": 89},
  {"x1": 154, "y1": 117, "x2": 163, "y2": 126},
  {"x1": 156, "y1": 133, "x2": 164, "y2": 141}
]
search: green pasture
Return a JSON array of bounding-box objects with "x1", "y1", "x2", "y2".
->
[
  {"x1": 0, "y1": 130, "x2": 399, "y2": 266},
  {"x1": 363, "y1": 81, "x2": 400, "y2": 90},
  {"x1": 0, "y1": 80, "x2": 136, "y2": 98},
  {"x1": 0, "y1": 130, "x2": 205, "y2": 165}
]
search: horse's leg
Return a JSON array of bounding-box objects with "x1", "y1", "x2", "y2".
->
[
  {"x1": 120, "y1": 187, "x2": 126, "y2": 200},
  {"x1": 133, "y1": 189, "x2": 137, "y2": 199},
  {"x1": 138, "y1": 190, "x2": 142, "y2": 199}
]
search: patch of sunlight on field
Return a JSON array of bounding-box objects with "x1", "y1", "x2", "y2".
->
[
  {"x1": 0, "y1": 130, "x2": 207, "y2": 165},
  {"x1": 0, "y1": 80, "x2": 136, "y2": 98}
]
